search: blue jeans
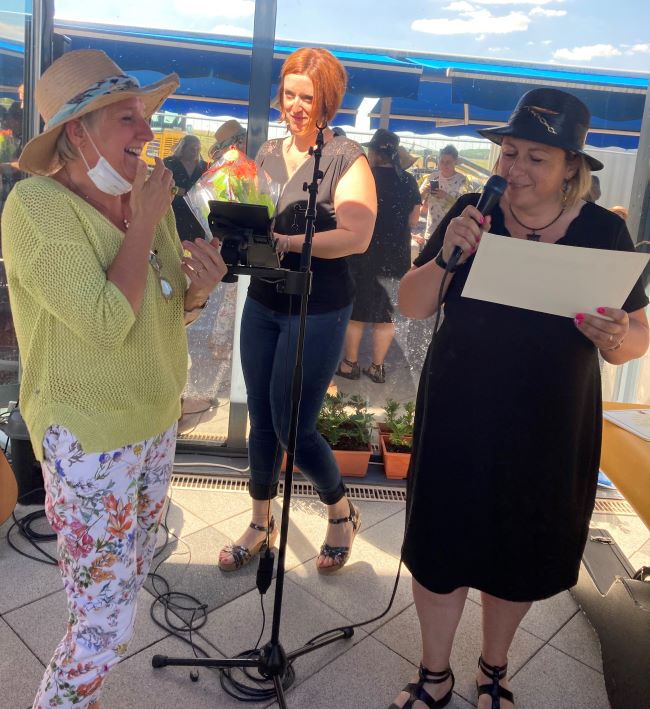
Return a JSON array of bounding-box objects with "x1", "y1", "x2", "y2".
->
[{"x1": 240, "y1": 297, "x2": 352, "y2": 504}]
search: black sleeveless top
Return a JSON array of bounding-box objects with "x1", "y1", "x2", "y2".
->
[{"x1": 247, "y1": 136, "x2": 366, "y2": 314}]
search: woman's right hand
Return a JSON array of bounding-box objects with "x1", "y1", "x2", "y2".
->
[
  {"x1": 129, "y1": 158, "x2": 174, "y2": 231},
  {"x1": 441, "y1": 204, "x2": 491, "y2": 265}
]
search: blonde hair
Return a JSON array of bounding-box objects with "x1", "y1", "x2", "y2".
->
[
  {"x1": 172, "y1": 134, "x2": 201, "y2": 158},
  {"x1": 54, "y1": 109, "x2": 103, "y2": 165},
  {"x1": 563, "y1": 153, "x2": 592, "y2": 207}
]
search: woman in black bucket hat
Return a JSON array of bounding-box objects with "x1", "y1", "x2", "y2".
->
[{"x1": 389, "y1": 88, "x2": 648, "y2": 709}]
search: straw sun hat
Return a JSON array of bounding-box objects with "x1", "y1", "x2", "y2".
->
[{"x1": 19, "y1": 49, "x2": 179, "y2": 176}]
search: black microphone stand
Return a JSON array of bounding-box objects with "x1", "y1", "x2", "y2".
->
[{"x1": 151, "y1": 124, "x2": 355, "y2": 708}]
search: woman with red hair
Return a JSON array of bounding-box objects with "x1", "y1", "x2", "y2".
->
[{"x1": 218, "y1": 47, "x2": 376, "y2": 574}]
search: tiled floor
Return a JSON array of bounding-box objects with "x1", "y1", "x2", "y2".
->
[{"x1": 1, "y1": 481, "x2": 648, "y2": 709}]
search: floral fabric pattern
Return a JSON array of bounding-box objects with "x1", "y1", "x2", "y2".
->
[{"x1": 33, "y1": 422, "x2": 177, "y2": 708}]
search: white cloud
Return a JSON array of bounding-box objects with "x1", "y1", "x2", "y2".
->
[
  {"x1": 210, "y1": 24, "x2": 252, "y2": 37},
  {"x1": 471, "y1": 0, "x2": 559, "y2": 4},
  {"x1": 443, "y1": 1, "x2": 477, "y2": 12},
  {"x1": 553, "y1": 44, "x2": 622, "y2": 61},
  {"x1": 173, "y1": 0, "x2": 254, "y2": 18},
  {"x1": 412, "y1": 9, "x2": 530, "y2": 35},
  {"x1": 628, "y1": 43, "x2": 650, "y2": 54},
  {"x1": 488, "y1": 46, "x2": 510, "y2": 52},
  {"x1": 476, "y1": 34, "x2": 487, "y2": 41},
  {"x1": 530, "y1": 7, "x2": 566, "y2": 16},
  {"x1": 542, "y1": 39, "x2": 553, "y2": 45}
]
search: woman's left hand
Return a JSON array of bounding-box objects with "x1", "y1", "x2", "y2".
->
[
  {"x1": 182, "y1": 238, "x2": 228, "y2": 305},
  {"x1": 575, "y1": 307, "x2": 629, "y2": 351}
]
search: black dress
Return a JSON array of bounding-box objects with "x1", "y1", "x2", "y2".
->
[
  {"x1": 249, "y1": 136, "x2": 365, "y2": 315},
  {"x1": 403, "y1": 195, "x2": 648, "y2": 602},
  {"x1": 163, "y1": 155, "x2": 207, "y2": 241},
  {"x1": 348, "y1": 166, "x2": 420, "y2": 323}
]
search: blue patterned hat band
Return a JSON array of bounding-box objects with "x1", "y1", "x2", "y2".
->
[{"x1": 46, "y1": 75, "x2": 140, "y2": 130}]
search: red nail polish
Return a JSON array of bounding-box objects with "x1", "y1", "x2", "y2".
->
[
  {"x1": 479, "y1": 215, "x2": 485, "y2": 225},
  {"x1": 575, "y1": 313, "x2": 584, "y2": 324},
  {"x1": 597, "y1": 307, "x2": 606, "y2": 314}
]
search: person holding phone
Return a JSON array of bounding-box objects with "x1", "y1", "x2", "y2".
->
[{"x1": 420, "y1": 143, "x2": 467, "y2": 240}]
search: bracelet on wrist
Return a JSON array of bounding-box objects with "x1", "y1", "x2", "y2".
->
[
  {"x1": 184, "y1": 298, "x2": 209, "y2": 316},
  {"x1": 434, "y1": 248, "x2": 458, "y2": 273}
]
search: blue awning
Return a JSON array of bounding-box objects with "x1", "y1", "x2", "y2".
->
[
  {"x1": 368, "y1": 57, "x2": 648, "y2": 149},
  {"x1": 57, "y1": 21, "x2": 422, "y2": 100}
]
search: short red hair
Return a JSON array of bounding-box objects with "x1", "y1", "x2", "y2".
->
[{"x1": 276, "y1": 48, "x2": 347, "y2": 132}]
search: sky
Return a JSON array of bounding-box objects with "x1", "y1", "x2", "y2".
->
[{"x1": 47, "y1": 0, "x2": 650, "y2": 74}]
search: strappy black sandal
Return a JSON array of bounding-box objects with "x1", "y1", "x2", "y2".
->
[
  {"x1": 335, "y1": 358, "x2": 360, "y2": 380},
  {"x1": 388, "y1": 663, "x2": 455, "y2": 708},
  {"x1": 317, "y1": 501, "x2": 361, "y2": 574},
  {"x1": 218, "y1": 516, "x2": 278, "y2": 572},
  {"x1": 363, "y1": 362, "x2": 385, "y2": 384},
  {"x1": 477, "y1": 656, "x2": 514, "y2": 708}
]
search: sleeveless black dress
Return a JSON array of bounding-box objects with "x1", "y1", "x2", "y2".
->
[
  {"x1": 402, "y1": 195, "x2": 648, "y2": 602},
  {"x1": 248, "y1": 136, "x2": 365, "y2": 315}
]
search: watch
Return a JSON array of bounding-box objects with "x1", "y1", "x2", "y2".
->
[{"x1": 434, "y1": 248, "x2": 458, "y2": 273}]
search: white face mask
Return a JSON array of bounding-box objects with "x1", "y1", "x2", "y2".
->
[{"x1": 80, "y1": 126, "x2": 133, "y2": 196}]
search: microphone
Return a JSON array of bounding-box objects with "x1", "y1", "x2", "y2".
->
[{"x1": 446, "y1": 175, "x2": 508, "y2": 272}]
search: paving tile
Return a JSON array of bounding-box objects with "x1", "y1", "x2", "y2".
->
[
  {"x1": 161, "y1": 495, "x2": 210, "y2": 539},
  {"x1": 101, "y1": 635, "x2": 251, "y2": 708},
  {"x1": 513, "y1": 644, "x2": 610, "y2": 709},
  {"x1": 284, "y1": 634, "x2": 473, "y2": 709},
  {"x1": 372, "y1": 597, "x2": 545, "y2": 704},
  {"x1": 519, "y1": 590, "x2": 579, "y2": 641},
  {"x1": 168, "y1": 486, "x2": 253, "y2": 526},
  {"x1": 198, "y1": 576, "x2": 367, "y2": 682},
  {"x1": 0, "y1": 522, "x2": 61, "y2": 614},
  {"x1": 360, "y1": 506, "x2": 405, "y2": 560},
  {"x1": 0, "y1": 502, "x2": 46, "y2": 540},
  {"x1": 4, "y1": 587, "x2": 168, "y2": 665},
  {"x1": 590, "y1": 511, "x2": 650, "y2": 561},
  {"x1": 629, "y1": 536, "x2": 650, "y2": 569},
  {"x1": 548, "y1": 610, "x2": 603, "y2": 672},
  {"x1": 144, "y1": 525, "x2": 262, "y2": 619},
  {"x1": 286, "y1": 534, "x2": 412, "y2": 634},
  {"x1": 0, "y1": 617, "x2": 44, "y2": 709}
]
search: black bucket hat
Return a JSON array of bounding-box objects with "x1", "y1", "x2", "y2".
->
[
  {"x1": 363, "y1": 128, "x2": 400, "y2": 154},
  {"x1": 478, "y1": 88, "x2": 603, "y2": 171}
]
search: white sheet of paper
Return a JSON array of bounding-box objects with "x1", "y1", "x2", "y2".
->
[{"x1": 461, "y1": 233, "x2": 649, "y2": 318}]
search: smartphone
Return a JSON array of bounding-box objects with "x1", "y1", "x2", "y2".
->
[{"x1": 429, "y1": 179, "x2": 439, "y2": 191}]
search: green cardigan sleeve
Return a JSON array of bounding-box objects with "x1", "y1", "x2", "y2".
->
[{"x1": 2, "y1": 179, "x2": 137, "y2": 351}]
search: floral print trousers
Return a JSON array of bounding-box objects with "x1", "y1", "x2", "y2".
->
[{"x1": 33, "y1": 422, "x2": 177, "y2": 709}]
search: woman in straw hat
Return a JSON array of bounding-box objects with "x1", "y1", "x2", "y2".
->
[
  {"x1": 1, "y1": 49, "x2": 226, "y2": 708},
  {"x1": 208, "y1": 118, "x2": 247, "y2": 162},
  {"x1": 217, "y1": 47, "x2": 376, "y2": 575},
  {"x1": 390, "y1": 88, "x2": 648, "y2": 709}
]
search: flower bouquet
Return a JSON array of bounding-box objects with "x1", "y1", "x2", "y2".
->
[
  {"x1": 184, "y1": 148, "x2": 278, "y2": 241},
  {"x1": 0, "y1": 128, "x2": 18, "y2": 163}
]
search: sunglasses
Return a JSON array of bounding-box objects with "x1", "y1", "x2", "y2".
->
[{"x1": 148, "y1": 250, "x2": 173, "y2": 300}]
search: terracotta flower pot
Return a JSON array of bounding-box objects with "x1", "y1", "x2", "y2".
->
[
  {"x1": 380, "y1": 434, "x2": 411, "y2": 480},
  {"x1": 281, "y1": 446, "x2": 370, "y2": 477}
]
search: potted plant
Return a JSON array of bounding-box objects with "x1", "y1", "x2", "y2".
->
[
  {"x1": 380, "y1": 399, "x2": 415, "y2": 479},
  {"x1": 316, "y1": 391, "x2": 375, "y2": 477}
]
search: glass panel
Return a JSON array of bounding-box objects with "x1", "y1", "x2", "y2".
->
[
  {"x1": 52, "y1": 3, "x2": 259, "y2": 446},
  {"x1": 0, "y1": 1, "x2": 28, "y2": 398},
  {"x1": 274, "y1": 1, "x2": 648, "y2": 414}
]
